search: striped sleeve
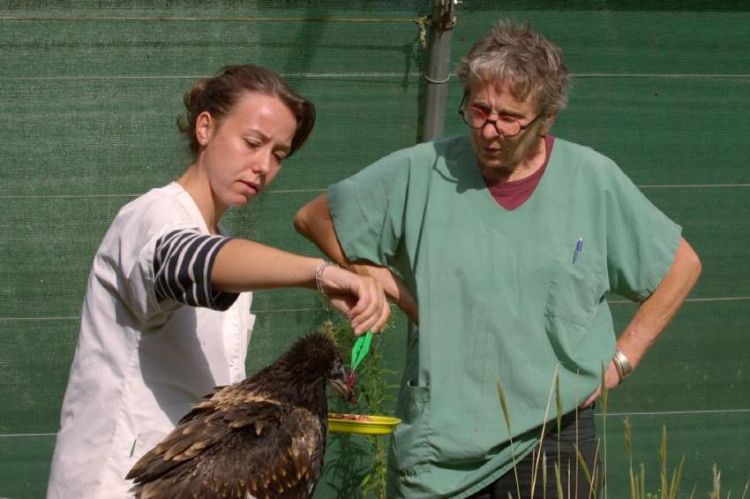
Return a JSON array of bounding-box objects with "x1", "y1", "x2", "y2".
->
[{"x1": 153, "y1": 229, "x2": 239, "y2": 311}]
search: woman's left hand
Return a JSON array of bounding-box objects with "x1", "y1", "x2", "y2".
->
[
  {"x1": 319, "y1": 265, "x2": 391, "y2": 335},
  {"x1": 582, "y1": 361, "x2": 621, "y2": 407}
]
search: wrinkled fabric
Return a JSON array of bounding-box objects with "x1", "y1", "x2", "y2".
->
[
  {"x1": 328, "y1": 135, "x2": 681, "y2": 498},
  {"x1": 47, "y1": 182, "x2": 254, "y2": 498}
]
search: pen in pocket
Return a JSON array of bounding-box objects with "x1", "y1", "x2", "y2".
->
[{"x1": 572, "y1": 237, "x2": 584, "y2": 263}]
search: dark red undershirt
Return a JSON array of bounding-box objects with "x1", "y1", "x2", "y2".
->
[{"x1": 483, "y1": 134, "x2": 555, "y2": 210}]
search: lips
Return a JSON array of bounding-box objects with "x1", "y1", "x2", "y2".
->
[
  {"x1": 480, "y1": 146, "x2": 503, "y2": 157},
  {"x1": 239, "y1": 180, "x2": 260, "y2": 195}
]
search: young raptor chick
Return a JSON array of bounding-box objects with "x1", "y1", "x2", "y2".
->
[{"x1": 126, "y1": 332, "x2": 356, "y2": 499}]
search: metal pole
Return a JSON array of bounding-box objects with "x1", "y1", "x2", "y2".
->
[{"x1": 420, "y1": 0, "x2": 457, "y2": 142}]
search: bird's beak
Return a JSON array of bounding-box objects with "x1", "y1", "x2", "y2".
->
[{"x1": 328, "y1": 366, "x2": 358, "y2": 405}]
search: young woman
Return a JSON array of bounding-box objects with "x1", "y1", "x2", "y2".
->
[{"x1": 46, "y1": 64, "x2": 390, "y2": 498}]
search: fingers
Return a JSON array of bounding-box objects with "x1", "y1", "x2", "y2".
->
[
  {"x1": 582, "y1": 362, "x2": 621, "y2": 408},
  {"x1": 604, "y1": 361, "x2": 621, "y2": 390},
  {"x1": 351, "y1": 262, "x2": 417, "y2": 326},
  {"x1": 347, "y1": 275, "x2": 390, "y2": 335},
  {"x1": 355, "y1": 292, "x2": 391, "y2": 334},
  {"x1": 582, "y1": 388, "x2": 600, "y2": 408},
  {"x1": 321, "y1": 267, "x2": 390, "y2": 335}
]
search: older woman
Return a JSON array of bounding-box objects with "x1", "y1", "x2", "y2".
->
[
  {"x1": 47, "y1": 64, "x2": 390, "y2": 498},
  {"x1": 295, "y1": 20, "x2": 701, "y2": 498}
]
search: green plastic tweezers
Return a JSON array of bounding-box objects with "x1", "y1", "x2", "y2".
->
[{"x1": 350, "y1": 331, "x2": 373, "y2": 371}]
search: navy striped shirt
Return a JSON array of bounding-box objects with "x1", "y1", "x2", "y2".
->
[{"x1": 153, "y1": 229, "x2": 239, "y2": 311}]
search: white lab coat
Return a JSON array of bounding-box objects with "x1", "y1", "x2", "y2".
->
[{"x1": 47, "y1": 183, "x2": 254, "y2": 498}]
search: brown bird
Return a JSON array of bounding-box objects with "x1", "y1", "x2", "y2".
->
[{"x1": 126, "y1": 332, "x2": 357, "y2": 499}]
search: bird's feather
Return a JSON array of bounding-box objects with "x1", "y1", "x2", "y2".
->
[{"x1": 126, "y1": 332, "x2": 349, "y2": 499}]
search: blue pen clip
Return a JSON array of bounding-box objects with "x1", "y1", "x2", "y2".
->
[{"x1": 572, "y1": 237, "x2": 584, "y2": 263}]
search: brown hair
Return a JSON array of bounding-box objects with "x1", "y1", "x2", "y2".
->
[
  {"x1": 457, "y1": 19, "x2": 570, "y2": 115},
  {"x1": 177, "y1": 64, "x2": 316, "y2": 156}
]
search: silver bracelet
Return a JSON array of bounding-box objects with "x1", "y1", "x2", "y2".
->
[
  {"x1": 314, "y1": 260, "x2": 335, "y2": 297},
  {"x1": 612, "y1": 349, "x2": 633, "y2": 382}
]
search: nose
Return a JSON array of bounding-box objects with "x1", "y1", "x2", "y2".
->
[
  {"x1": 481, "y1": 120, "x2": 500, "y2": 140},
  {"x1": 251, "y1": 150, "x2": 273, "y2": 176}
]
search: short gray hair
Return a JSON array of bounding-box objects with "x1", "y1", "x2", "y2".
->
[{"x1": 457, "y1": 19, "x2": 571, "y2": 115}]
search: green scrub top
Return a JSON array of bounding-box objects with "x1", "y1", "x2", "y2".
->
[{"x1": 328, "y1": 135, "x2": 681, "y2": 498}]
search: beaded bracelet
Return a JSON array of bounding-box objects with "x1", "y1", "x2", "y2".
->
[{"x1": 314, "y1": 260, "x2": 335, "y2": 297}]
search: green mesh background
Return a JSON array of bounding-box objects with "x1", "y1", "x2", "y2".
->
[{"x1": 1, "y1": 1, "x2": 749, "y2": 497}]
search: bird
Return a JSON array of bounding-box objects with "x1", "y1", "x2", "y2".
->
[{"x1": 126, "y1": 332, "x2": 357, "y2": 499}]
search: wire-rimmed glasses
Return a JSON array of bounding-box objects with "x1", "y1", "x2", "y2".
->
[{"x1": 458, "y1": 94, "x2": 543, "y2": 137}]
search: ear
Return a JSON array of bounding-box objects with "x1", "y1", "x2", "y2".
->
[
  {"x1": 195, "y1": 111, "x2": 215, "y2": 147},
  {"x1": 539, "y1": 114, "x2": 557, "y2": 135}
]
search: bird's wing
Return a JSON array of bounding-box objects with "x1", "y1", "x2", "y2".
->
[
  {"x1": 129, "y1": 400, "x2": 326, "y2": 499},
  {"x1": 126, "y1": 402, "x2": 235, "y2": 483},
  {"x1": 126, "y1": 384, "x2": 263, "y2": 482}
]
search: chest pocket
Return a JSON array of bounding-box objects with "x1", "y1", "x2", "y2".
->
[{"x1": 544, "y1": 255, "x2": 607, "y2": 362}]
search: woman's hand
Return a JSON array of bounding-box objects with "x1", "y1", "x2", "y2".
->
[
  {"x1": 582, "y1": 361, "x2": 621, "y2": 407},
  {"x1": 349, "y1": 263, "x2": 418, "y2": 326},
  {"x1": 318, "y1": 264, "x2": 391, "y2": 335},
  {"x1": 294, "y1": 193, "x2": 418, "y2": 326},
  {"x1": 582, "y1": 238, "x2": 701, "y2": 409}
]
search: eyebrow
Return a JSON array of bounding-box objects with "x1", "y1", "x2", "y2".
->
[
  {"x1": 245, "y1": 129, "x2": 292, "y2": 153},
  {"x1": 470, "y1": 101, "x2": 526, "y2": 119}
]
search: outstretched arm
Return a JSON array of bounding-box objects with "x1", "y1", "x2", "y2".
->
[
  {"x1": 584, "y1": 238, "x2": 702, "y2": 406},
  {"x1": 210, "y1": 238, "x2": 390, "y2": 335},
  {"x1": 294, "y1": 193, "x2": 418, "y2": 325},
  {"x1": 153, "y1": 229, "x2": 389, "y2": 334}
]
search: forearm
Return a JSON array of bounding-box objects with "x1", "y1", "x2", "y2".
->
[
  {"x1": 616, "y1": 238, "x2": 702, "y2": 370},
  {"x1": 212, "y1": 237, "x2": 391, "y2": 334},
  {"x1": 294, "y1": 193, "x2": 350, "y2": 266},
  {"x1": 295, "y1": 193, "x2": 419, "y2": 324},
  {"x1": 584, "y1": 238, "x2": 701, "y2": 405},
  {"x1": 212, "y1": 239, "x2": 320, "y2": 292}
]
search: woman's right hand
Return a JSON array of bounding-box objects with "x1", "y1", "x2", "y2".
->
[
  {"x1": 317, "y1": 263, "x2": 391, "y2": 335},
  {"x1": 350, "y1": 262, "x2": 418, "y2": 326}
]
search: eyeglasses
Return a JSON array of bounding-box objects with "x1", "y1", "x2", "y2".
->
[{"x1": 458, "y1": 94, "x2": 543, "y2": 137}]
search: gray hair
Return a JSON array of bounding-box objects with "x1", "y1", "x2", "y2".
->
[{"x1": 457, "y1": 19, "x2": 571, "y2": 115}]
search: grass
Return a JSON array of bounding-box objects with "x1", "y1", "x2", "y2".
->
[
  {"x1": 318, "y1": 319, "x2": 396, "y2": 499},
  {"x1": 494, "y1": 368, "x2": 749, "y2": 499},
  {"x1": 623, "y1": 418, "x2": 686, "y2": 499},
  {"x1": 317, "y1": 318, "x2": 748, "y2": 498},
  {"x1": 496, "y1": 367, "x2": 602, "y2": 498}
]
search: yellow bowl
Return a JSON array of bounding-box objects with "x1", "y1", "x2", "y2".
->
[{"x1": 328, "y1": 414, "x2": 402, "y2": 435}]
